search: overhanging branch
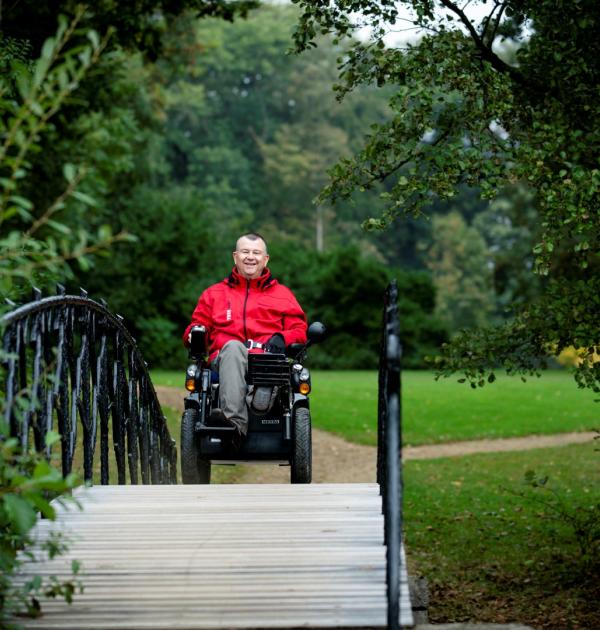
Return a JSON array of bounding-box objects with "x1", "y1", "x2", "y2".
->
[{"x1": 438, "y1": 0, "x2": 522, "y2": 81}]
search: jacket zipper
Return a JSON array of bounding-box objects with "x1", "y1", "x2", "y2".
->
[{"x1": 243, "y1": 280, "x2": 250, "y2": 341}]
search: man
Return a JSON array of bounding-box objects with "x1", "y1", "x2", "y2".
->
[{"x1": 183, "y1": 233, "x2": 307, "y2": 446}]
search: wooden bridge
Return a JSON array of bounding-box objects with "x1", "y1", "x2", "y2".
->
[
  {"x1": 18, "y1": 484, "x2": 412, "y2": 629},
  {"x1": 4, "y1": 284, "x2": 411, "y2": 628}
]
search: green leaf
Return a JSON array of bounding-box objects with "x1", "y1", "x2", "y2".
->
[
  {"x1": 45, "y1": 431, "x2": 62, "y2": 447},
  {"x1": 41, "y1": 37, "x2": 56, "y2": 61},
  {"x1": 33, "y1": 57, "x2": 51, "y2": 89},
  {"x1": 8, "y1": 195, "x2": 34, "y2": 211},
  {"x1": 63, "y1": 163, "x2": 76, "y2": 183},
  {"x1": 46, "y1": 219, "x2": 72, "y2": 235},
  {"x1": 32, "y1": 459, "x2": 54, "y2": 479},
  {"x1": 3, "y1": 494, "x2": 37, "y2": 535},
  {"x1": 71, "y1": 190, "x2": 98, "y2": 207},
  {"x1": 87, "y1": 30, "x2": 100, "y2": 48},
  {"x1": 97, "y1": 224, "x2": 112, "y2": 241},
  {"x1": 26, "y1": 493, "x2": 56, "y2": 520},
  {"x1": 77, "y1": 256, "x2": 91, "y2": 271}
]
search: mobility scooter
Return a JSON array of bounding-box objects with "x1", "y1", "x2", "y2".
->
[{"x1": 180, "y1": 322, "x2": 326, "y2": 484}]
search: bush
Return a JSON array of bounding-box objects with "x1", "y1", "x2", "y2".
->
[
  {"x1": 136, "y1": 316, "x2": 187, "y2": 370},
  {"x1": 271, "y1": 244, "x2": 449, "y2": 369}
]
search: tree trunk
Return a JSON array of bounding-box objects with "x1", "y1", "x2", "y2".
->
[{"x1": 316, "y1": 205, "x2": 324, "y2": 252}]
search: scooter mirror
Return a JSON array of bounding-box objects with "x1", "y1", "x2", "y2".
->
[{"x1": 307, "y1": 321, "x2": 326, "y2": 345}]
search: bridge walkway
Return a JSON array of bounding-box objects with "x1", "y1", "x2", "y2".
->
[{"x1": 19, "y1": 483, "x2": 413, "y2": 629}]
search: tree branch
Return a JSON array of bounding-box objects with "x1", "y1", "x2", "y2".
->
[
  {"x1": 438, "y1": 0, "x2": 521, "y2": 80},
  {"x1": 489, "y1": 2, "x2": 508, "y2": 44},
  {"x1": 363, "y1": 128, "x2": 451, "y2": 187}
]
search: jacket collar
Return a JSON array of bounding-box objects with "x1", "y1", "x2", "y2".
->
[{"x1": 227, "y1": 266, "x2": 275, "y2": 289}]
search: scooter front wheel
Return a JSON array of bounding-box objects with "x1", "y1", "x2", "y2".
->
[
  {"x1": 181, "y1": 408, "x2": 211, "y2": 484},
  {"x1": 291, "y1": 407, "x2": 312, "y2": 484}
]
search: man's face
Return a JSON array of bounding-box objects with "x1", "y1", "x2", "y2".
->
[{"x1": 233, "y1": 237, "x2": 269, "y2": 280}]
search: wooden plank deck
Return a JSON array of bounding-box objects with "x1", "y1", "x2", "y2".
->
[{"x1": 16, "y1": 484, "x2": 413, "y2": 629}]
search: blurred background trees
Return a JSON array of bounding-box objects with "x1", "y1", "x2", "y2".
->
[{"x1": 2, "y1": 1, "x2": 556, "y2": 371}]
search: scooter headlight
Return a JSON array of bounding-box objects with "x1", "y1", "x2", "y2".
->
[{"x1": 185, "y1": 364, "x2": 198, "y2": 392}]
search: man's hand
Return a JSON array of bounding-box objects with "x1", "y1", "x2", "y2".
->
[{"x1": 265, "y1": 333, "x2": 285, "y2": 354}]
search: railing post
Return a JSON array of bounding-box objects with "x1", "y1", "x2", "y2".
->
[{"x1": 378, "y1": 280, "x2": 403, "y2": 629}]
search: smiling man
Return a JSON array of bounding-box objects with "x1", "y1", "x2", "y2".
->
[{"x1": 183, "y1": 233, "x2": 307, "y2": 446}]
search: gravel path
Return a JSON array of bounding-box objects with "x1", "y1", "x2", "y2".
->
[{"x1": 155, "y1": 385, "x2": 597, "y2": 484}]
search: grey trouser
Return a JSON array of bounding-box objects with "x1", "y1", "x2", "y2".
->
[{"x1": 212, "y1": 340, "x2": 248, "y2": 435}]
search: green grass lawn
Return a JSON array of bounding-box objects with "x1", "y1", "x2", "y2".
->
[
  {"x1": 405, "y1": 441, "x2": 600, "y2": 627},
  {"x1": 312, "y1": 370, "x2": 599, "y2": 446},
  {"x1": 152, "y1": 369, "x2": 599, "y2": 446}
]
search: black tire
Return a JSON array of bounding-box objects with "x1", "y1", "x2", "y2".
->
[
  {"x1": 181, "y1": 409, "x2": 211, "y2": 484},
  {"x1": 291, "y1": 407, "x2": 312, "y2": 484}
]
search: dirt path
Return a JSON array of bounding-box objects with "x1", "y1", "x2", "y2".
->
[{"x1": 155, "y1": 385, "x2": 597, "y2": 484}]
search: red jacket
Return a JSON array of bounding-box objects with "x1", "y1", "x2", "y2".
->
[{"x1": 183, "y1": 267, "x2": 307, "y2": 362}]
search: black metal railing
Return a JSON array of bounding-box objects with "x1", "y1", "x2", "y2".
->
[
  {"x1": 1, "y1": 287, "x2": 177, "y2": 484},
  {"x1": 377, "y1": 280, "x2": 403, "y2": 630}
]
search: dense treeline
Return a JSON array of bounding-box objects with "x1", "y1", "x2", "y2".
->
[{"x1": 1, "y1": 3, "x2": 538, "y2": 369}]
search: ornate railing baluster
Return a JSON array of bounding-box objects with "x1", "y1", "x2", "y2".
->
[
  {"x1": 77, "y1": 307, "x2": 93, "y2": 480},
  {"x1": 1, "y1": 289, "x2": 176, "y2": 485},
  {"x1": 126, "y1": 347, "x2": 137, "y2": 484},
  {"x1": 54, "y1": 307, "x2": 70, "y2": 476},
  {"x1": 97, "y1": 331, "x2": 110, "y2": 484},
  {"x1": 112, "y1": 329, "x2": 126, "y2": 484},
  {"x1": 138, "y1": 373, "x2": 151, "y2": 484},
  {"x1": 29, "y1": 313, "x2": 44, "y2": 452},
  {"x1": 3, "y1": 325, "x2": 18, "y2": 438},
  {"x1": 17, "y1": 322, "x2": 28, "y2": 447}
]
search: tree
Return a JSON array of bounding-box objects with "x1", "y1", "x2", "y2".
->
[
  {"x1": 291, "y1": 0, "x2": 600, "y2": 391},
  {"x1": 425, "y1": 211, "x2": 496, "y2": 332}
]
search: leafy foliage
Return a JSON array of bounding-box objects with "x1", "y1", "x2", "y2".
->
[
  {"x1": 0, "y1": 428, "x2": 82, "y2": 624},
  {"x1": 291, "y1": 0, "x2": 600, "y2": 390},
  {"x1": 0, "y1": 9, "x2": 133, "y2": 297}
]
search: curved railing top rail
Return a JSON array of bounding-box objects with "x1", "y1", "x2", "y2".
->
[
  {"x1": 1, "y1": 287, "x2": 177, "y2": 485},
  {"x1": 3, "y1": 290, "x2": 133, "y2": 336}
]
